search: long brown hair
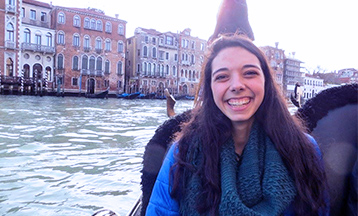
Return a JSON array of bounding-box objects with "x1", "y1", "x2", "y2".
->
[{"x1": 171, "y1": 35, "x2": 327, "y2": 215}]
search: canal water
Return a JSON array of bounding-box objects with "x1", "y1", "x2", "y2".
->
[{"x1": 0, "y1": 95, "x2": 193, "y2": 216}]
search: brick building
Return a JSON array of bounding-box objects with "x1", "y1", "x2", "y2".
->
[
  {"x1": 260, "y1": 42, "x2": 285, "y2": 91},
  {"x1": 1, "y1": 0, "x2": 21, "y2": 94},
  {"x1": 177, "y1": 28, "x2": 206, "y2": 97},
  {"x1": 51, "y1": 6, "x2": 126, "y2": 96}
]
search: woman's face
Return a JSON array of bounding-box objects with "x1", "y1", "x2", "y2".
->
[{"x1": 211, "y1": 46, "x2": 265, "y2": 128}]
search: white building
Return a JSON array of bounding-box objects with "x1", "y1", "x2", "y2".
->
[{"x1": 303, "y1": 74, "x2": 324, "y2": 99}]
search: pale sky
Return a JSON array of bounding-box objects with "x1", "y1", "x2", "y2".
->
[{"x1": 43, "y1": 0, "x2": 358, "y2": 72}]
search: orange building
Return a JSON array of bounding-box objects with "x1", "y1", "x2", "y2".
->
[{"x1": 51, "y1": 6, "x2": 126, "y2": 96}]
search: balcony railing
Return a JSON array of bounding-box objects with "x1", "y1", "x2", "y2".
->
[
  {"x1": 95, "y1": 48, "x2": 102, "y2": 54},
  {"x1": 83, "y1": 47, "x2": 91, "y2": 52},
  {"x1": 21, "y1": 43, "x2": 55, "y2": 54},
  {"x1": 5, "y1": 41, "x2": 15, "y2": 49},
  {"x1": 81, "y1": 69, "x2": 104, "y2": 77}
]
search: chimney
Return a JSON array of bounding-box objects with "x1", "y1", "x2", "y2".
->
[
  {"x1": 292, "y1": 52, "x2": 296, "y2": 58},
  {"x1": 115, "y1": 14, "x2": 119, "y2": 19},
  {"x1": 275, "y1": 42, "x2": 279, "y2": 49}
]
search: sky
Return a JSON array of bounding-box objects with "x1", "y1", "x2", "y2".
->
[{"x1": 42, "y1": 0, "x2": 358, "y2": 72}]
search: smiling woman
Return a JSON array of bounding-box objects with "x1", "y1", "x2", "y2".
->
[
  {"x1": 146, "y1": 34, "x2": 329, "y2": 216},
  {"x1": 211, "y1": 46, "x2": 265, "y2": 153}
]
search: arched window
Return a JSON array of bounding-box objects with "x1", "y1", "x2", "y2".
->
[
  {"x1": 46, "y1": 33, "x2": 52, "y2": 46},
  {"x1": 84, "y1": 17, "x2": 90, "y2": 28},
  {"x1": 105, "y1": 39, "x2": 111, "y2": 51},
  {"x1": 72, "y1": 56, "x2": 79, "y2": 70},
  {"x1": 148, "y1": 63, "x2": 151, "y2": 73},
  {"x1": 35, "y1": 32, "x2": 41, "y2": 45},
  {"x1": 24, "y1": 28, "x2": 31, "y2": 43},
  {"x1": 96, "y1": 20, "x2": 102, "y2": 31},
  {"x1": 105, "y1": 60, "x2": 110, "y2": 74},
  {"x1": 152, "y1": 64, "x2": 156, "y2": 76},
  {"x1": 84, "y1": 35, "x2": 90, "y2": 48},
  {"x1": 118, "y1": 24, "x2": 124, "y2": 35},
  {"x1": 172, "y1": 66, "x2": 176, "y2": 76},
  {"x1": 117, "y1": 61, "x2": 122, "y2": 75},
  {"x1": 95, "y1": 38, "x2": 102, "y2": 49},
  {"x1": 58, "y1": 12, "x2": 65, "y2": 24},
  {"x1": 90, "y1": 19, "x2": 96, "y2": 29},
  {"x1": 89, "y1": 56, "x2": 95, "y2": 70},
  {"x1": 117, "y1": 41, "x2": 124, "y2": 53},
  {"x1": 6, "y1": 23, "x2": 14, "y2": 41},
  {"x1": 6, "y1": 58, "x2": 14, "y2": 77},
  {"x1": 152, "y1": 47, "x2": 157, "y2": 58},
  {"x1": 73, "y1": 34, "x2": 80, "y2": 47},
  {"x1": 105, "y1": 22, "x2": 112, "y2": 33},
  {"x1": 96, "y1": 57, "x2": 102, "y2": 70},
  {"x1": 57, "y1": 31, "x2": 65, "y2": 44},
  {"x1": 166, "y1": 65, "x2": 170, "y2": 75},
  {"x1": 57, "y1": 54, "x2": 64, "y2": 69},
  {"x1": 82, "y1": 55, "x2": 88, "y2": 70},
  {"x1": 73, "y1": 15, "x2": 80, "y2": 27},
  {"x1": 143, "y1": 46, "x2": 148, "y2": 57}
]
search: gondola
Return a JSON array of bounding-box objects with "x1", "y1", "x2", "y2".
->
[{"x1": 85, "y1": 87, "x2": 109, "y2": 99}]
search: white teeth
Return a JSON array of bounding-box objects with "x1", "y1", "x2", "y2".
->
[{"x1": 228, "y1": 98, "x2": 250, "y2": 106}]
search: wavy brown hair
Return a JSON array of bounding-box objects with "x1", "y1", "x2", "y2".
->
[{"x1": 170, "y1": 35, "x2": 328, "y2": 216}]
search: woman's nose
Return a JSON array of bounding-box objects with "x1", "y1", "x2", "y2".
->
[{"x1": 229, "y1": 75, "x2": 245, "y2": 92}]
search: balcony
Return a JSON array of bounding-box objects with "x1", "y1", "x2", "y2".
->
[
  {"x1": 21, "y1": 43, "x2": 55, "y2": 54},
  {"x1": 83, "y1": 47, "x2": 91, "y2": 52},
  {"x1": 5, "y1": 41, "x2": 16, "y2": 49},
  {"x1": 81, "y1": 69, "x2": 104, "y2": 77},
  {"x1": 95, "y1": 48, "x2": 102, "y2": 54},
  {"x1": 6, "y1": 4, "x2": 16, "y2": 14}
]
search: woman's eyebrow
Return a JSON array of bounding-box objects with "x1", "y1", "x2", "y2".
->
[{"x1": 212, "y1": 67, "x2": 228, "y2": 76}]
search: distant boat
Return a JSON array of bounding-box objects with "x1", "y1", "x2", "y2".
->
[
  {"x1": 85, "y1": 88, "x2": 109, "y2": 99},
  {"x1": 138, "y1": 92, "x2": 156, "y2": 99},
  {"x1": 117, "y1": 92, "x2": 141, "y2": 99}
]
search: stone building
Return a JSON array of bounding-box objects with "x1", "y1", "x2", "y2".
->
[
  {"x1": 20, "y1": 0, "x2": 55, "y2": 95},
  {"x1": 126, "y1": 27, "x2": 206, "y2": 97},
  {"x1": 260, "y1": 42, "x2": 285, "y2": 91},
  {"x1": 303, "y1": 74, "x2": 324, "y2": 100},
  {"x1": 51, "y1": 6, "x2": 127, "y2": 96}
]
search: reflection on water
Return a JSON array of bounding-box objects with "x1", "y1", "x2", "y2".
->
[{"x1": 0, "y1": 95, "x2": 193, "y2": 215}]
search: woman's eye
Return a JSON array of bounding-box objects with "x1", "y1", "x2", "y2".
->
[
  {"x1": 214, "y1": 75, "x2": 227, "y2": 81},
  {"x1": 245, "y1": 71, "x2": 259, "y2": 76}
]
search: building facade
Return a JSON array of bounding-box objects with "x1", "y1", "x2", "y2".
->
[
  {"x1": 260, "y1": 42, "x2": 285, "y2": 91},
  {"x1": 126, "y1": 27, "x2": 206, "y2": 97},
  {"x1": 177, "y1": 28, "x2": 206, "y2": 97},
  {"x1": 1, "y1": 0, "x2": 21, "y2": 94},
  {"x1": 303, "y1": 74, "x2": 324, "y2": 100},
  {"x1": 283, "y1": 55, "x2": 304, "y2": 98},
  {"x1": 51, "y1": 6, "x2": 126, "y2": 96},
  {"x1": 20, "y1": 0, "x2": 55, "y2": 95}
]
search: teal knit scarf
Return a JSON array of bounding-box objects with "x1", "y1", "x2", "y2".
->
[{"x1": 180, "y1": 122, "x2": 297, "y2": 216}]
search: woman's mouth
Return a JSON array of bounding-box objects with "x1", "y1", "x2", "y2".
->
[{"x1": 227, "y1": 97, "x2": 251, "y2": 107}]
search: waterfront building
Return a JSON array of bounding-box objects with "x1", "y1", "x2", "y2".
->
[
  {"x1": 283, "y1": 53, "x2": 304, "y2": 98},
  {"x1": 51, "y1": 6, "x2": 126, "y2": 96},
  {"x1": 177, "y1": 28, "x2": 206, "y2": 97},
  {"x1": 303, "y1": 74, "x2": 324, "y2": 99},
  {"x1": 260, "y1": 42, "x2": 285, "y2": 91},
  {"x1": 0, "y1": 0, "x2": 21, "y2": 94},
  {"x1": 126, "y1": 27, "x2": 206, "y2": 97},
  {"x1": 338, "y1": 68, "x2": 358, "y2": 84},
  {"x1": 20, "y1": 0, "x2": 55, "y2": 95}
]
